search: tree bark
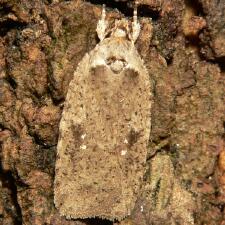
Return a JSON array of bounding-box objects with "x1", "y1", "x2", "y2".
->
[{"x1": 0, "y1": 0, "x2": 224, "y2": 224}]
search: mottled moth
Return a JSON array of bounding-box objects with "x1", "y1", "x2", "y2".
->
[{"x1": 54, "y1": 4, "x2": 152, "y2": 221}]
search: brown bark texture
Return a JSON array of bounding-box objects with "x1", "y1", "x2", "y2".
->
[{"x1": 0, "y1": 0, "x2": 224, "y2": 224}]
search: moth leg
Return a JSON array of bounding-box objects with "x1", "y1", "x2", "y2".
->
[
  {"x1": 131, "y1": 2, "x2": 141, "y2": 44},
  {"x1": 96, "y1": 4, "x2": 108, "y2": 41}
]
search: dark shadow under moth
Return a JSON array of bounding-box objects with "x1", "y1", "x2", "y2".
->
[{"x1": 54, "y1": 4, "x2": 152, "y2": 222}]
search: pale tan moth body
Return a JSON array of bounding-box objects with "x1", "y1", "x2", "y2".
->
[{"x1": 54, "y1": 3, "x2": 152, "y2": 221}]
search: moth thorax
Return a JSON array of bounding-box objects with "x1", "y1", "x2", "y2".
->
[
  {"x1": 110, "y1": 59, "x2": 124, "y2": 73},
  {"x1": 106, "y1": 57, "x2": 128, "y2": 74}
]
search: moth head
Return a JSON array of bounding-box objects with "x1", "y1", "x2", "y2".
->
[
  {"x1": 96, "y1": 4, "x2": 141, "y2": 43},
  {"x1": 111, "y1": 19, "x2": 130, "y2": 39}
]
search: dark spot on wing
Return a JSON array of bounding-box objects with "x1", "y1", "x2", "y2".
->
[
  {"x1": 127, "y1": 128, "x2": 141, "y2": 147},
  {"x1": 71, "y1": 123, "x2": 83, "y2": 148}
]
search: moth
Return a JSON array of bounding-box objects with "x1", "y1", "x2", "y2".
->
[{"x1": 54, "y1": 4, "x2": 152, "y2": 221}]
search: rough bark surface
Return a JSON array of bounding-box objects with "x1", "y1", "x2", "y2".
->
[{"x1": 0, "y1": 0, "x2": 224, "y2": 225}]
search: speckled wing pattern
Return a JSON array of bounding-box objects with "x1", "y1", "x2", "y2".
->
[{"x1": 54, "y1": 37, "x2": 152, "y2": 221}]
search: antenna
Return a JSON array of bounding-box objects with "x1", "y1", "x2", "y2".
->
[
  {"x1": 96, "y1": 4, "x2": 108, "y2": 41},
  {"x1": 132, "y1": 1, "x2": 140, "y2": 43}
]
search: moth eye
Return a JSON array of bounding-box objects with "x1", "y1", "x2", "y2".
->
[{"x1": 106, "y1": 57, "x2": 128, "y2": 74}]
